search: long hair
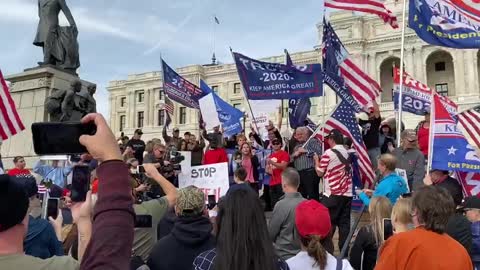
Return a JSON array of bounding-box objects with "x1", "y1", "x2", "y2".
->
[
  {"x1": 368, "y1": 196, "x2": 392, "y2": 247},
  {"x1": 240, "y1": 142, "x2": 253, "y2": 158},
  {"x1": 391, "y1": 197, "x2": 413, "y2": 228},
  {"x1": 215, "y1": 189, "x2": 278, "y2": 270},
  {"x1": 300, "y1": 235, "x2": 328, "y2": 270}
]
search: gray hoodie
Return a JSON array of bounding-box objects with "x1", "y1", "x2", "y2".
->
[
  {"x1": 392, "y1": 147, "x2": 426, "y2": 191},
  {"x1": 268, "y1": 192, "x2": 306, "y2": 260}
]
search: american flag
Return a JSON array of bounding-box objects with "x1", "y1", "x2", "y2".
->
[
  {"x1": 457, "y1": 105, "x2": 480, "y2": 149},
  {"x1": 322, "y1": 101, "x2": 375, "y2": 187},
  {"x1": 0, "y1": 70, "x2": 24, "y2": 140},
  {"x1": 164, "y1": 96, "x2": 175, "y2": 115},
  {"x1": 37, "y1": 184, "x2": 48, "y2": 194},
  {"x1": 322, "y1": 20, "x2": 382, "y2": 110},
  {"x1": 324, "y1": 0, "x2": 398, "y2": 29}
]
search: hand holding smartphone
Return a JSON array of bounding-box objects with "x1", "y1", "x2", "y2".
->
[
  {"x1": 47, "y1": 198, "x2": 59, "y2": 220},
  {"x1": 71, "y1": 166, "x2": 91, "y2": 202},
  {"x1": 32, "y1": 122, "x2": 96, "y2": 155},
  {"x1": 383, "y1": 218, "x2": 393, "y2": 241}
]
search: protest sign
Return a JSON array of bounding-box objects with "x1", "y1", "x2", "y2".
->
[
  {"x1": 409, "y1": 0, "x2": 480, "y2": 49},
  {"x1": 199, "y1": 93, "x2": 222, "y2": 131},
  {"x1": 395, "y1": 168, "x2": 410, "y2": 192},
  {"x1": 233, "y1": 52, "x2": 323, "y2": 100},
  {"x1": 393, "y1": 68, "x2": 458, "y2": 115},
  {"x1": 162, "y1": 60, "x2": 207, "y2": 109},
  {"x1": 178, "y1": 162, "x2": 229, "y2": 201}
]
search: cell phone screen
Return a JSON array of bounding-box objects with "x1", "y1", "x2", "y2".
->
[
  {"x1": 32, "y1": 122, "x2": 96, "y2": 155},
  {"x1": 47, "y1": 198, "x2": 59, "y2": 220},
  {"x1": 138, "y1": 165, "x2": 145, "y2": 174},
  {"x1": 71, "y1": 166, "x2": 91, "y2": 202},
  {"x1": 383, "y1": 218, "x2": 393, "y2": 241},
  {"x1": 135, "y1": 215, "x2": 153, "y2": 228}
]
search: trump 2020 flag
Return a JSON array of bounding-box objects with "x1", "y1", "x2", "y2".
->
[
  {"x1": 409, "y1": 0, "x2": 480, "y2": 48},
  {"x1": 288, "y1": 98, "x2": 311, "y2": 129},
  {"x1": 0, "y1": 70, "x2": 25, "y2": 139},
  {"x1": 200, "y1": 80, "x2": 243, "y2": 137},
  {"x1": 392, "y1": 67, "x2": 458, "y2": 116},
  {"x1": 232, "y1": 52, "x2": 323, "y2": 100},
  {"x1": 162, "y1": 59, "x2": 208, "y2": 109},
  {"x1": 432, "y1": 94, "x2": 480, "y2": 173}
]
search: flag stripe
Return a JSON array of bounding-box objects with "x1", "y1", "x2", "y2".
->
[
  {"x1": 343, "y1": 59, "x2": 381, "y2": 94},
  {"x1": 325, "y1": 0, "x2": 398, "y2": 28},
  {"x1": 458, "y1": 109, "x2": 480, "y2": 148},
  {"x1": 0, "y1": 70, "x2": 25, "y2": 140}
]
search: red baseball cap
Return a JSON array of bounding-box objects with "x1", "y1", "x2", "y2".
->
[{"x1": 295, "y1": 200, "x2": 331, "y2": 238}]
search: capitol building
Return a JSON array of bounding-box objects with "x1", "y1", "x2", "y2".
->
[{"x1": 107, "y1": 2, "x2": 480, "y2": 140}]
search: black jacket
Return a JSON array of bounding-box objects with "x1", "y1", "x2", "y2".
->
[
  {"x1": 435, "y1": 176, "x2": 464, "y2": 207},
  {"x1": 349, "y1": 225, "x2": 378, "y2": 270},
  {"x1": 147, "y1": 215, "x2": 215, "y2": 270}
]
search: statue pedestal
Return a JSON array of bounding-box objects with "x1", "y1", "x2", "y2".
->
[{"x1": 2, "y1": 66, "x2": 93, "y2": 168}]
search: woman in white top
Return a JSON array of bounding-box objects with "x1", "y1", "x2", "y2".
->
[{"x1": 287, "y1": 200, "x2": 353, "y2": 270}]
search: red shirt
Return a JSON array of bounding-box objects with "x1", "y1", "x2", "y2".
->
[
  {"x1": 268, "y1": 150, "x2": 290, "y2": 186},
  {"x1": 203, "y1": 148, "x2": 228, "y2": 165},
  {"x1": 7, "y1": 168, "x2": 31, "y2": 176},
  {"x1": 417, "y1": 124, "x2": 429, "y2": 156}
]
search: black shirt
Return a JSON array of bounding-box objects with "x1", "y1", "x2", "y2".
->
[
  {"x1": 359, "y1": 116, "x2": 381, "y2": 149},
  {"x1": 349, "y1": 225, "x2": 378, "y2": 270},
  {"x1": 435, "y1": 176, "x2": 464, "y2": 206},
  {"x1": 127, "y1": 139, "x2": 146, "y2": 164}
]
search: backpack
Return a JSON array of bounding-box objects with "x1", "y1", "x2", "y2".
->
[{"x1": 330, "y1": 149, "x2": 352, "y2": 177}]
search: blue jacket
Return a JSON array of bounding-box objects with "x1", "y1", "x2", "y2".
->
[
  {"x1": 33, "y1": 160, "x2": 72, "y2": 187},
  {"x1": 360, "y1": 173, "x2": 408, "y2": 206},
  {"x1": 24, "y1": 215, "x2": 64, "y2": 259}
]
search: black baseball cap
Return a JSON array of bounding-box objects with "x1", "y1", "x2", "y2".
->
[
  {"x1": 134, "y1": 129, "x2": 143, "y2": 135},
  {"x1": 325, "y1": 129, "x2": 343, "y2": 141},
  {"x1": 0, "y1": 175, "x2": 29, "y2": 232},
  {"x1": 461, "y1": 196, "x2": 480, "y2": 210}
]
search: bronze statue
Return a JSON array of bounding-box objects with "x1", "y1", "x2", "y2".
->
[
  {"x1": 45, "y1": 80, "x2": 82, "y2": 122},
  {"x1": 34, "y1": 0, "x2": 80, "y2": 73},
  {"x1": 86, "y1": 85, "x2": 97, "y2": 114}
]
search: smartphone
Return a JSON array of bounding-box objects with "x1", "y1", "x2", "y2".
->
[
  {"x1": 135, "y1": 215, "x2": 153, "y2": 228},
  {"x1": 207, "y1": 195, "x2": 217, "y2": 210},
  {"x1": 383, "y1": 218, "x2": 393, "y2": 241},
  {"x1": 71, "y1": 166, "x2": 91, "y2": 202},
  {"x1": 32, "y1": 122, "x2": 97, "y2": 155},
  {"x1": 47, "y1": 198, "x2": 59, "y2": 220},
  {"x1": 137, "y1": 165, "x2": 145, "y2": 174}
]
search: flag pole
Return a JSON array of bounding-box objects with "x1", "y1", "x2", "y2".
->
[
  {"x1": 396, "y1": 0, "x2": 408, "y2": 146},
  {"x1": 427, "y1": 92, "x2": 435, "y2": 172}
]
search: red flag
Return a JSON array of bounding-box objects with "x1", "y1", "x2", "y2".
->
[{"x1": 0, "y1": 70, "x2": 25, "y2": 139}]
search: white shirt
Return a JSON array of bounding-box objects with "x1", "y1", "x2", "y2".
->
[{"x1": 287, "y1": 251, "x2": 353, "y2": 270}]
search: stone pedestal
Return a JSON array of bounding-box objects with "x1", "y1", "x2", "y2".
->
[{"x1": 2, "y1": 66, "x2": 93, "y2": 168}]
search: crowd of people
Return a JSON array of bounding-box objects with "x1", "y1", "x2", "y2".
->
[{"x1": 0, "y1": 102, "x2": 479, "y2": 270}]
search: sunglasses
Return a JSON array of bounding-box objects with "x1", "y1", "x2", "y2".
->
[{"x1": 272, "y1": 141, "x2": 281, "y2": 145}]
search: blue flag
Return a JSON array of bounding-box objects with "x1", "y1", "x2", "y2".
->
[
  {"x1": 232, "y1": 52, "x2": 323, "y2": 100},
  {"x1": 200, "y1": 80, "x2": 243, "y2": 137},
  {"x1": 288, "y1": 98, "x2": 311, "y2": 129},
  {"x1": 322, "y1": 20, "x2": 364, "y2": 113},
  {"x1": 409, "y1": 0, "x2": 480, "y2": 48},
  {"x1": 162, "y1": 59, "x2": 208, "y2": 109},
  {"x1": 432, "y1": 94, "x2": 480, "y2": 173}
]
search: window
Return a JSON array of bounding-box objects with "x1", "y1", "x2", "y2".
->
[
  {"x1": 159, "y1": 90, "x2": 164, "y2": 100},
  {"x1": 233, "y1": 83, "x2": 241, "y2": 94},
  {"x1": 119, "y1": 115, "x2": 126, "y2": 132},
  {"x1": 435, "y1": 62, "x2": 446, "y2": 71},
  {"x1": 211, "y1": 86, "x2": 219, "y2": 94},
  {"x1": 179, "y1": 107, "x2": 187, "y2": 124},
  {"x1": 137, "y1": 91, "x2": 145, "y2": 103},
  {"x1": 233, "y1": 103, "x2": 242, "y2": 109},
  {"x1": 120, "y1": 97, "x2": 126, "y2": 107},
  {"x1": 435, "y1": 83, "x2": 449, "y2": 96},
  {"x1": 158, "y1": 110, "x2": 165, "y2": 126},
  {"x1": 137, "y1": 111, "x2": 144, "y2": 128}
]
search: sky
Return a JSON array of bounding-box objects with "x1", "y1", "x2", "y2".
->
[{"x1": 0, "y1": 0, "x2": 325, "y2": 117}]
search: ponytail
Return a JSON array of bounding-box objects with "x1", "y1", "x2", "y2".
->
[{"x1": 302, "y1": 235, "x2": 327, "y2": 270}]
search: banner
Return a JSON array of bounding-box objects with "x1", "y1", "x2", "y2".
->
[
  {"x1": 232, "y1": 52, "x2": 323, "y2": 100},
  {"x1": 200, "y1": 80, "x2": 243, "y2": 137},
  {"x1": 162, "y1": 60, "x2": 208, "y2": 109},
  {"x1": 409, "y1": 0, "x2": 480, "y2": 48},
  {"x1": 288, "y1": 98, "x2": 311, "y2": 129},
  {"x1": 455, "y1": 171, "x2": 480, "y2": 197},
  {"x1": 178, "y1": 162, "x2": 230, "y2": 201},
  {"x1": 431, "y1": 94, "x2": 480, "y2": 173},
  {"x1": 393, "y1": 67, "x2": 458, "y2": 115},
  {"x1": 199, "y1": 93, "x2": 221, "y2": 131},
  {"x1": 250, "y1": 99, "x2": 281, "y2": 141}
]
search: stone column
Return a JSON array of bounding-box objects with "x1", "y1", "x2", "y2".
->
[
  {"x1": 109, "y1": 96, "x2": 116, "y2": 132},
  {"x1": 150, "y1": 89, "x2": 156, "y2": 126},
  {"x1": 465, "y1": 50, "x2": 479, "y2": 96},
  {"x1": 127, "y1": 91, "x2": 135, "y2": 129},
  {"x1": 144, "y1": 89, "x2": 151, "y2": 127},
  {"x1": 453, "y1": 50, "x2": 465, "y2": 97},
  {"x1": 415, "y1": 46, "x2": 425, "y2": 83},
  {"x1": 406, "y1": 48, "x2": 414, "y2": 75},
  {"x1": 368, "y1": 53, "x2": 377, "y2": 82}
]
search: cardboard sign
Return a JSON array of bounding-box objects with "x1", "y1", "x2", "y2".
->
[
  {"x1": 395, "y1": 168, "x2": 410, "y2": 192},
  {"x1": 178, "y1": 162, "x2": 229, "y2": 201}
]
